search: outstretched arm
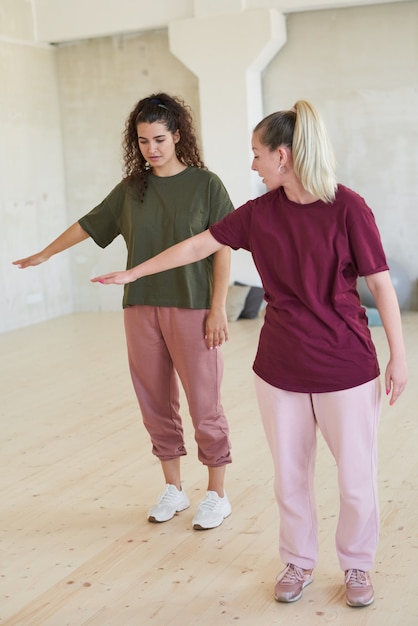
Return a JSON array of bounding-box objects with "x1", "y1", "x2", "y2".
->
[
  {"x1": 91, "y1": 229, "x2": 224, "y2": 285},
  {"x1": 13, "y1": 222, "x2": 90, "y2": 268},
  {"x1": 365, "y1": 270, "x2": 408, "y2": 405}
]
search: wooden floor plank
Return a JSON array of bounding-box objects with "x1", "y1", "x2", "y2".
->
[{"x1": 1, "y1": 312, "x2": 417, "y2": 625}]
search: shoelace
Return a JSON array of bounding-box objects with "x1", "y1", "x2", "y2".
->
[
  {"x1": 157, "y1": 486, "x2": 179, "y2": 506},
  {"x1": 345, "y1": 569, "x2": 369, "y2": 587},
  {"x1": 276, "y1": 564, "x2": 306, "y2": 585},
  {"x1": 199, "y1": 492, "x2": 221, "y2": 512}
]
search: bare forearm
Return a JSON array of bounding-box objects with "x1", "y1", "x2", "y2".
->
[
  {"x1": 365, "y1": 270, "x2": 407, "y2": 404},
  {"x1": 366, "y1": 271, "x2": 406, "y2": 359},
  {"x1": 205, "y1": 245, "x2": 231, "y2": 348},
  {"x1": 13, "y1": 222, "x2": 90, "y2": 268},
  {"x1": 91, "y1": 230, "x2": 225, "y2": 286},
  {"x1": 211, "y1": 246, "x2": 231, "y2": 310},
  {"x1": 129, "y1": 230, "x2": 222, "y2": 281},
  {"x1": 42, "y1": 222, "x2": 90, "y2": 259}
]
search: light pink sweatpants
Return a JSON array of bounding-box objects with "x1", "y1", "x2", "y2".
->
[
  {"x1": 254, "y1": 373, "x2": 381, "y2": 572},
  {"x1": 124, "y1": 305, "x2": 231, "y2": 467}
]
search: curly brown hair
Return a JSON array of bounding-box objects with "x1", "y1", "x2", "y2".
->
[{"x1": 122, "y1": 93, "x2": 205, "y2": 200}]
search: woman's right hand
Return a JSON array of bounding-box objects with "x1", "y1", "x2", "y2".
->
[
  {"x1": 12, "y1": 223, "x2": 91, "y2": 269},
  {"x1": 91, "y1": 269, "x2": 136, "y2": 285},
  {"x1": 12, "y1": 251, "x2": 49, "y2": 269}
]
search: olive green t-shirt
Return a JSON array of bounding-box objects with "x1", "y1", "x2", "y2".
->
[{"x1": 79, "y1": 167, "x2": 234, "y2": 309}]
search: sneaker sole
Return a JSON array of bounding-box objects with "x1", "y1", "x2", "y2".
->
[
  {"x1": 192, "y1": 509, "x2": 231, "y2": 530},
  {"x1": 346, "y1": 596, "x2": 374, "y2": 608},
  {"x1": 274, "y1": 576, "x2": 314, "y2": 603},
  {"x1": 148, "y1": 503, "x2": 190, "y2": 523}
]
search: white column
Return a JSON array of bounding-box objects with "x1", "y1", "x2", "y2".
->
[
  {"x1": 169, "y1": 8, "x2": 286, "y2": 285},
  {"x1": 169, "y1": 8, "x2": 286, "y2": 205}
]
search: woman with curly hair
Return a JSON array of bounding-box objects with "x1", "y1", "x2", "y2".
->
[{"x1": 14, "y1": 93, "x2": 234, "y2": 530}]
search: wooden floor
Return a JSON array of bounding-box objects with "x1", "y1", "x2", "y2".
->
[{"x1": 0, "y1": 311, "x2": 417, "y2": 626}]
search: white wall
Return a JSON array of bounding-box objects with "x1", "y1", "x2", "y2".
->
[
  {"x1": 0, "y1": 0, "x2": 72, "y2": 332},
  {"x1": 1, "y1": 1, "x2": 417, "y2": 333},
  {"x1": 31, "y1": 0, "x2": 411, "y2": 43},
  {"x1": 263, "y1": 2, "x2": 418, "y2": 303}
]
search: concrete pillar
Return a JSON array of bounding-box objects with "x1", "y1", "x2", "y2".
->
[
  {"x1": 169, "y1": 8, "x2": 286, "y2": 205},
  {"x1": 169, "y1": 8, "x2": 286, "y2": 285}
]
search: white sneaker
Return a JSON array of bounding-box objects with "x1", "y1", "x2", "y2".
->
[
  {"x1": 148, "y1": 484, "x2": 190, "y2": 523},
  {"x1": 192, "y1": 491, "x2": 231, "y2": 530}
]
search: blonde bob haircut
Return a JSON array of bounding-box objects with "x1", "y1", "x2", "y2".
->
[{"x1": 254, "y1": 100, "x2": 337, "y2": 203}]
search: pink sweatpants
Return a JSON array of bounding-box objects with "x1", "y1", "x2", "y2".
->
[
  {"x1": 254, "y1": 374, "x2": 381, "y2": 572},
  {"x1": 124, "y1": 306, "x2": 231, "y2": 467}
]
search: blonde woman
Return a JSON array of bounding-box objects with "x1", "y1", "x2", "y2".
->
[{"x1": 91, "y1": 100, "x2": 407, "y2": 608}]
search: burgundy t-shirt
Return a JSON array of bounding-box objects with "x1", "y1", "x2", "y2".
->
[{"x1": 210, "y1": 185, "x2": 388, "y2": 393}]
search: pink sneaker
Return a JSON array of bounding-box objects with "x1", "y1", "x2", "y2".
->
[
  {"x1": 274, "y1": 563, "x2": 313, "y2": 603},
  {"x1": 345, "y1": 569, "x2": 374, "y2": 607}
]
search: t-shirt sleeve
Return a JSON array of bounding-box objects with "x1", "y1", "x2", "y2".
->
[
  {"x1": 345, "y1": 191, "x2": 389, "y2": 276},
  {"x1": 78, "y1": 182, "x2": 124, "y2": 248},
  {"x1": 209, "y1": 199, "x2": 254, "y2": 250},
  {"x1": 206, "y1": 172, "x2": 235, "y2": 225}
]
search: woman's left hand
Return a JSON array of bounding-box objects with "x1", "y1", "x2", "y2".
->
[
  {"x1": 205, "y1": 308, "x2": 229, "y2": 350},
  {"x1": 91, "y1": 269, "x2": 136, "y2": 285},
  {"x1": 385, "y1": 357, "x2": 408, "y2": 406}
]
